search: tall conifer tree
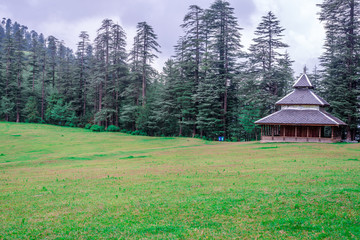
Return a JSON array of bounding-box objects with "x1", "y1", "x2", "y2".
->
[
  {"x1": 202, "y1": 0, "x2": 243, "y2": 139},
  {"x1": 135, "y1": 21, "x2": 160, "y2": 106},
  {"x1": 248, "y1": 11, "x2": 292, "y2": 116},
  {"x1": 318, "y1": 0, "x2": 360, "y2": 140}
]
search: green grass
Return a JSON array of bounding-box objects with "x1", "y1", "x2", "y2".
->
[{"x1": 0, "y1": 122, "x2": 360, "y2": 239}]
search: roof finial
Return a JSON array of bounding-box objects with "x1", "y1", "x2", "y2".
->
[{"x1": 303, "y1": 65, "x2": 307, "y2": 74}]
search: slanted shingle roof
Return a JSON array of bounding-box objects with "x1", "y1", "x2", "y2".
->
[
  {"x1": 255, "y1": 109, "x2": 346, "y2": 126},
  {"x1": 293, "y1": 74, "x2": 313, "y2": 88},
  {"x1": 276, "y1": 88, "x2": 330, "y2": 106}
]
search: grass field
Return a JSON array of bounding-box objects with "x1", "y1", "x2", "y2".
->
[{"x1": 0, "y1": 122, "x2": 359, "y2": 239}]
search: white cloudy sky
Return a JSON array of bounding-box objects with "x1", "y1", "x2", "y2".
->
[{"x1": 1, "y1": 0, "x2": 325, "y2": 75}]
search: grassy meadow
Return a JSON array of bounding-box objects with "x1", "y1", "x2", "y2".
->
[{"x1": 0, "y1": 122, "x2": 359, "y2": 239}]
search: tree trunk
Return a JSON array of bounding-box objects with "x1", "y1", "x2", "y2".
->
[
  {"x1": 98, "y1": 81, "x2": 102, "y2": 125},
  {"x1": 41, "y1": 50, "x2": 46, "y2": 121},
  {"x1": 83, "y1": 78, "x2": 86, "y2": 117},
  {"x1": 32, "y1": 65, "x2": 35, "y2": 92},
  {"x1": 346, "y1": 121, "x2": 352, "y2": 141},
  {"x1": 16, "y1": 71, "x2": 21, "y2": 123},
  {"x1": 94, "y1": 85, "x2": 98, "y2": 122},
  {"x1": 142, "y1": 28, "x2": 147, "y2": 106},
  {"x1": 5, "y1": 50, "x2": 10, "y2": 122},
  {"x1": 115, "y1": 91, "x2": 119, "y2": 127},
  {"x1": 346, "y1": 0, "x2": 355, "y2": 142},
  {"x1": 179, "y1": 120, "x2": 182, "y2": 136}
]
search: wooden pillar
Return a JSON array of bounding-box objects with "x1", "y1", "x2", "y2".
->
[
  {"x1": 271, "y1": 125, "x2": 274, "y2": 140},
  {"x1": 306, "y1": 127, "x2": 309, "y2": 142},
  {"x1": 283, "y1": 126, "x2": 286, "y2": 141},
  {"x1": 261, "y1": 126, "x2": 263, "y2": 137},
  {"x1": 318, "y1": 126, "x2": 321, "y2": 142},
  {"x1": 331, "y1": 127, "x2": 334, "y2": 140},
  {"x1": 263, "y1": 125, "x2": 267, "y2": 136},
  {"x1": 295, "y1": 126, "x2": 297, "y2": 141}
]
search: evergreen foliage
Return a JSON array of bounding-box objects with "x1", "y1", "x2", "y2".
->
[
  {"x1": 241, "y1": 11, "x2": 294, "y2": 139},
  {"x1": 90, "y1": 124, "x2": 105, "y2": 132},
  {"x1": 106, "y1": 125, "x2": 120, "y2": 132},
  {"x1": 318, "y1": 0, "x2": 360, "y2": 140},
  {"x1": 0, "y1": 0, "x2": 357, "y2": 141}
]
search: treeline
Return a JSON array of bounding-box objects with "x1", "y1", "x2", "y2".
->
[{"x1": 0, "y1": 0, "x2": 359, "y2": 141}]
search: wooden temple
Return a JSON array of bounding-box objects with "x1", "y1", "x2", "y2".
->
[{"x1": 255, "y1": 74, "x2": 346, "y2": 143}]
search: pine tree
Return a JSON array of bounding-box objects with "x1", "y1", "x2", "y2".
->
[
  {"x1": 135, "y1": 21, "x2": 160, "y2": 106},
  {"x1": 318, "y1": 0, "x2": 360, "y2": 140},
  {"x1": 181, "y1": 5, "x2": 205, "y2": 85},
  {"x1": 177, "y1": 5, "x2": 207, "y2": 137},
  {"x1": 248, "y1": 11, "x2": 292, "y2": 116},
  {"x1": 195, "y1": 72, "x2": 224, "y2": 139},
  {"x1": 47, "y1": 35, "x2": 57, "y2": 89},
  {"x1": 157, "y1": 59, "x2": 183, "y2": 136},
  {"x1": 94, "y1": 19, "x2": 113, "y2": 126},
  {"x1": 1, "y1": 19, "x2": 15, "y2": 121},
  {"x1": 120, "y1": 39, "x2": 140, "y2": 131},
  {"x1": 13, "y1": 22, "x2": 27, "y2": 122},
  {"x1": 0, "y1": 23, "x2": 4, "y2": 112},
  {"x1": 121, "y1": 22, "x2": 160, "y2": 132},
  {"x1": 39, "y1": 34, "x2": 47, "y2": 121},
  {"x1": 25, "y1": 30, "x2": 42, "y2": 123},
  {"x1": 75, "y1": 31, "x2": 91, "y2": 118},
  {"x1": 202, "y1": 0, "x2": 243, "y2": 139},
  {"x1": 172, "y1": 36, "x2": 198, "y2": 136},
  {"x1": 308, "y1": 65, "x2": 323, "y2": 94},
  {"x1": 109, "y1": 23, "x2": 127, "y2": 126},
  {"x1": 28, "y1": 30, "x2": 40, "y2": 92}
]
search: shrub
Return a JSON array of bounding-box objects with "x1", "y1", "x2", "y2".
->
[
  {"x1": 131, "y1": 130, "x2": 147, "y2": 136},
  {"x1": 85, "y1": 123, "x2": 92, "y2": 129},
  {"x1": 107, "y1": 125, "x2": 120, "y2": 132},
  {"x1": 66, "y1": 122, "x2": 76, "y2": 128},
  {"x1": 90, "y1": 124, "x2": 105, "y2": 132}
]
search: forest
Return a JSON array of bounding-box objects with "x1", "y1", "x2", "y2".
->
[{"x1": 0, "y1": 0, "x2": 359, "y2": 141}]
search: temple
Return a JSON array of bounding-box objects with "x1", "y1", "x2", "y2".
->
[{"x1": 255, "y1": 74, "x2": 346, "y2": 143}]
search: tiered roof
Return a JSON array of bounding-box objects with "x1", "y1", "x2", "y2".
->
[
  {"x1": 276, "y1": 88, "x2": 329, "y2": 106},
  {"x1": 255, "y1": 74, "x2": 346, "y2": 126},
  {"x1": 255, "y1": 109, "x2": 345, "y2": 126},
  {"x1": 293, "y1": 74, "x2": 313, "y2": 88}
]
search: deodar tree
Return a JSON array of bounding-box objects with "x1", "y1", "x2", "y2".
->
[
  {"x1": 249, "y1": 11, "x2": 292, "y2": 111},
  {"x1": 202, "y1": 0, "x2": 243, "y2": 139},
  {"x1": 318, "y1": 0, "x2": 360, "y2": 141},
  {"x1": 136, "y1": 21, "x2": 160, "y2": 106},
  {"x1": 1, "y1": 0, "x2": 357, "y2": 141}
]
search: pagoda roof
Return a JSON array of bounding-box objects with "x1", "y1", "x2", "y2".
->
[
  {"x1": 276, "y1": 88, "x2": 330, "y2": 106},
  {"x1": 293, "y1": 74, "x2": 313, "y2": 88},
  {"x1": 255, "y1": 109, "x2": 346, "y2": 126}
]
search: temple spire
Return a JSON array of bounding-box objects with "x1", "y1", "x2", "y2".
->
[
  {"x1": 293, "y1": 73, "x2": 313, "y2": 89},
  {"x1": 303, "y1": 65, "x2": 307, "y2": 74}
]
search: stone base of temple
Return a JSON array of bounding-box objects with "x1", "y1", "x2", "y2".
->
[{"x1": 260, "y1": 136, "x2": 342, "y2": 143}]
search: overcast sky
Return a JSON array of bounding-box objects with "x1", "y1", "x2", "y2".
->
[{"x1": 1, "y1": 0, "x2": 325, "y2": 75}]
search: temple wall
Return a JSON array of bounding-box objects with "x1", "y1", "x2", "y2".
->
[
  {"x1": 260, "y1": 136, "x2": 342, "y2": 143},
  {"x1": 281, "y1": 105, "x2": 319, "y2": 110}
]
